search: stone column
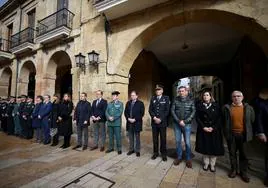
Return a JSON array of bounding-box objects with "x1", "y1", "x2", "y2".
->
[
  {"x1": 71, "y1": 67, "x2": 80, "y2": 105},
  {"x1": 0, "y1": 80, "x2": 10, "y2": 97}
]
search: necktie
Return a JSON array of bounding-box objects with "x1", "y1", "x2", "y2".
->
[
  {"x1": 130, "y1": 101, "x2": 135, "y2": 118},
  {"x1": 96, "y1": 99, "x2": 100, "y2": 107}
]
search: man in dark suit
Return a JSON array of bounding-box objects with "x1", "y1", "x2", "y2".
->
[
  {"x1": 91, "y1": 90, "x2": 108, "y2": 152},
  {"x1": 73, "y1": 92, "x2": 91, "y2": 150},
  {"x1": 124, "y1": 91, "x2": 145, "y2": 157},
  {"x1": 19, "y1": 95, "x2": 27, "y2": 138},
  {"x1": 38, "y1": 95, "x2": 52, "y2": 145},
  {"x1": 149, "y1": 85, "x2": 170, "y2": 161}
]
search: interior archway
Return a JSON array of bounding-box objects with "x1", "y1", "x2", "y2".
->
[
  {"x1": 19, "y1": 61, "x2": 36, "y2": 97},
  {"x1": 0, "y1": 67, "x2": 12, "y2": 98}
]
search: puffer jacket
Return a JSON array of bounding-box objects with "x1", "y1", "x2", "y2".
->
[{"x1": 171, "y1": 96, "x2": 195, "y2": 124}]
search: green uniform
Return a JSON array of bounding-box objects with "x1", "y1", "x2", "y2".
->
[{"x1": 105, "y1": 100, "x2": 123, "y2": 151}]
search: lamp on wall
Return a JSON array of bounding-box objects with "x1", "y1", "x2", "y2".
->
[
  {"x1": 75, "y1": 53, "x2": 86, "y2": 74},
  {"x1": 75, "y1": 50, "x2": 100, "y2": 74}
]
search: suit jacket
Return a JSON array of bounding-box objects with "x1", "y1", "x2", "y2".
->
[
  {"x1": 124, "y1": 99, "x2": 145, "y2": 132},
  {"x1": 38, "y1": 102, "x2": 52, "y2": 123},
  {"x1": 74, "y1": 100, "x2": 91, "y2": 126},
  {"x1": 149, "y1": 95, "x2": 170, "y2": 127},
  {"x1": 32, "y1": 103, "x2": 42, "y2": 128},
  {"x1": 91, "y1": 98, "x2": 107, "y2": 122}
]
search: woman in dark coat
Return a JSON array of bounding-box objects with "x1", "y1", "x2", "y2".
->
[
  {"x1": 32, "y1": 96, "x2": 43, "y2": 143},
  {"x1": 58, "y1": 93, "x2": 73, "y2": 149},
  {"x1": 195, "y1": 91, "x2": 224, "y2": 172},
  {"x1": 49, "y1": 94, "x2": 60, "y2": 146}
]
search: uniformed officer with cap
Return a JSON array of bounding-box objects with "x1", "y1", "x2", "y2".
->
[
  {"x1": 6, "y1": 96, "x2": 15, "y2": 135},
  {"x1": 19, "y1": 95, "x2": 27, "y2": 138},
  {"x1": 0, "y1": 98, "x2": 8, "y2": 132},
  {"x1": 22, "y1": 96, "x2": 35, "y2": 139},
  {"x1": 149, "y1": 84, "x2": 170, "y2": 161},
  {"x1": 105, "y1": 91, "x2": 124, "y2": 155}
]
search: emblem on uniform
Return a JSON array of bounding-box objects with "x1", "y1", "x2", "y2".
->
[{"x1": 153, "y1": 100, "x2": 156, "y2": 103}]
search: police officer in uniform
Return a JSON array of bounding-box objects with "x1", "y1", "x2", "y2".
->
[
  {"x1": 6, "y1": 96, "x2": 15, "y2": 135},
  {"x1": 0, "y1": 98, "x2": 8, "y2": 132},
  {"x1": 18, "y1": 95, "x2": 27, "y2": 138},
  {"x1": 22, "y1": 96, "x2": 35, "y2": 139},
  {"x1": 149, "y1": 85, "x2": 170, "y2": 161},
  {"x1": 105, "y1": 91, "x2": 124, "y2": 155}
]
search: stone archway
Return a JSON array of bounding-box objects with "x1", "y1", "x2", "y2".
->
[
  {"x1": 110, "y1": 9, "x2": 268, "y2": 77},
  {"x1": 0, "y1": 67, "x2": 12, "y2": 98},
  {"x1": 18, "y1": 61, "x2": 36, "y2": 97},
  {"x1": 44, "y1": 51, "x2": 72, "y2": 98}
]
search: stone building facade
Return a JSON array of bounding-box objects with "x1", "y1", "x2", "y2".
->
[{"x1": 0, "y1": 0, "x2": 268, "y2": 128}]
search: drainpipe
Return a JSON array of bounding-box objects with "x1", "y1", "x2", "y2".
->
[{"x1": 14, "y1": 1, "x2": 23, "y2": 98}]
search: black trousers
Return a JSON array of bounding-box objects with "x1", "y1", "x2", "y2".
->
[
  {"x1": 52, "y1": 133, "x2": 59, "y2": 144},
  {"x1": 227, "y1": 133, "x2": 248, "y2": 175},
  {"x1": 1, "y1": 117, "x2": 7, "y2": 132},
  {"x1": 7, "y1": 116, "x2": 14, "y2": 135},
  {"x1": 152, "y1": 126, "x2": 167, "y2": 155},
  {"x1": 64, "y1": 135, "x2": 71, "y2": 147}
]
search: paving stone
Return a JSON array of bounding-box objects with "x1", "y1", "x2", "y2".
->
[
  {"x1": 99, "y1": 181, "x2": 113, "y2": 188},
  {"x1": 159, "y1": 181, "x2": 178, "y2": 188},
  {"x1": 32, "y1": 150, "x2": 77, "y2": 163},
  {"x1": 76, "y1": 173, "x2": 95, "y2": 186},
  {"x1": 0, "y1": 158, "x2": 29, "y2": 170},
  {"x1": 162, "y1": 163, "x2": 186, "y2": 184},
  {"x1": 82, "y1": 176, "x2": 106, "y2": 188}
]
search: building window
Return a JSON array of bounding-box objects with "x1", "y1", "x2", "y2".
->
[
  {"x1": 27, "y1": 8, "x2": 36, "y2": 28},
  {"x1": 7, "y1": 23, "x2": 13, "y2": 49},
  {"x1": 57, "y1": 0, "x2": 68, "y2": 10}
]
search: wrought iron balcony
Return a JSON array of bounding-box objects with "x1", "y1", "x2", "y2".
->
[
  {"x1": 9, "y1": 27, "x2": 35, "y2": 54},
  {"x1": 0, "y1": 38, "x2": 11, "y2": 52},
  {"x1": 35, "y1": 8, "x2": 74, "y2": 44},
  {"x1": 0, "y1": 38, "x2": 12, "y2": 63},
  {"x1": 10, "y1": 27, "x2": 34, "y2": 48}
]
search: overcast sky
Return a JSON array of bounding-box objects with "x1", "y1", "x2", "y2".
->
[{"x1": 0, "y1": 0, "x2": 8, "y2": 7}]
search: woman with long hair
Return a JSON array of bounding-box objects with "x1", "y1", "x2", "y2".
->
[
  {"x1": 58, "y1": 93, "x2": 73, "y2": 149},
  {"x1": 195, "y1": 91, "x2": 224, "y2": 172},
  {"x1": 49, "y1": 94, "x2": 61, "y2": 146}
]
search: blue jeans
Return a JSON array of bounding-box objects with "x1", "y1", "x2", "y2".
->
[
  {"x1": 108, "y1": 126, "x2": 121, "y2": 151},
  {"x1": 174, "y1": 123, "x2": 191, "y2": 160},
  {"x1": 93, "y1": 122, "x2": 106, "y2": 148}
]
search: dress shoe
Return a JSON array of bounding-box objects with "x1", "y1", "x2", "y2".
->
[
  {"x1": 264, "y1": 177, "x2": 268, "y2": 186},
  {"x1": 100, "y1": 147, "x2": 105, "y2": 152},
  {"x1": 90, "y1": 146, "x2": 98, "y2": 151},
  {"x1": 118, "y1": 151, "x2": 122, "y2": 155},
  {"x1": 60, "y1": 144, "x2": 65, "y2": 148},
  {"x1": 151, "y1": 153, "x2": 159, "y2": 160},
  {"x1": 162, "y1": 156, "x2": 167, "y2": 161},
  {"x1": 228, "y1": 170, "x2": 236, "y2": 178},
  {"x1": 240, "y1": 173, "x2": 250, "y2": 183},
  {"x1": 62, "y1": 145, "x2": 70, "y2": 149},
  {"x1": 51, "y1": 142, "x2": 58, "y2": 147},
  {"x1": 82, "y1": 146, "x2": 87, "y2": 150},
  {"x1": 127, "y1": 150, "x2": 134, "y2": 155},
  {"x1": 136, "y1": 152, "x2": 140, "y2": 157},
  {"x1": 173, "y1": 159, "x2": 182, "y2": 166},
  {"x1": 186, "y1": 160, "x2": 192, "y2": 168},
  {"x1": 105, "y1": 149, "x2": 114, "y2": 153},
  {"x1": 72, "y1": 145, "x2": 82, "y2": 150}
]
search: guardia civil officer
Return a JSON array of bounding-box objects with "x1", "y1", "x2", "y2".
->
[{"x1": 149, "y1": 85, "x2": 170, "y2": 161}]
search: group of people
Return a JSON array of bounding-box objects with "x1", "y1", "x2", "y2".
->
[{"x1": 0, "y1": 85, "x2": 268, "y2": 186}]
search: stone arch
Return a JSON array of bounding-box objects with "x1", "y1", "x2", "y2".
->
[
  {"x1": 112, "y1": 9, "x2": 268, "y2": 76},
  {"x1": 44, "y1": 50, "x2": 72, "y2": 97},
  {"x1": 18, "y1": 61, "x2": 36, "y2": 97},
  {"x1": 0, "y1": 67, "x2": 12, "y2": 97}
]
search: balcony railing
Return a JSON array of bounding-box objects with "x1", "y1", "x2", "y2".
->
[
  {"x1": 36, "y1": 8, "x2": 74, "y2": 37},
  {"x1": 10, "y1": 27, "x2": 34, "y2": 48},
  {"x1": 0, "y1": 38, "x2": 11, "y2": 52}
]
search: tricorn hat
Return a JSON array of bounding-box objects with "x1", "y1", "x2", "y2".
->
[{"x1": 155, "y1": 84, "x2": 164, "y2": 90}]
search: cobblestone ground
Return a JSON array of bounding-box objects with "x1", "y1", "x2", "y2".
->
[{"x1": 0, "y1": 129, "x2": 265, "y2": 188}]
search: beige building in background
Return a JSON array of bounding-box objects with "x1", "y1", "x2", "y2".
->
[{"x1": 0, "y1": 0, "x2": 268, "y2": 128}]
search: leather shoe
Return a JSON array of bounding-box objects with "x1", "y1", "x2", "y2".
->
[
  {"x1": 82, "y1": 146, "x2": 87, "y2": 150},
  {"x1": 162, "y1": 156, "x2": 167, "y2": 161},
  {"x1": 105, "y1": 149, "x2": 114, "y2": 153},
  {"x1": 100, "y1": 147, "x2": 105, "y2": 152},
  {"x1": 136, "y1": 152, "x2": 140, "y2": 157},
  {"x1": 118, "y1": 151, "x2": 122, "y2": 155},
  {"x1": 127, "y1": 150, "x2": 134, "y2": 155},
  {"x1": 228, "y1": 170, "x2": 236, "y2": 178},
  {"x1": 186, "y1": 160, "x2": 192, "y2": 168},
  {"x1": 151, "y1": 153, "x2": 159, "y2": 160},
  {"x1": 90, "y1": 146, "x2": 98, "y2": 151},
  {"x1": 240, "y1": 174, "x2": 250, "y2": 183},
  {"x1": 173, "y1": 159, "x2": 182, "y2": 166},
  {"x1": 72, "y1": 145, "x2": 82, "y2": 150}
]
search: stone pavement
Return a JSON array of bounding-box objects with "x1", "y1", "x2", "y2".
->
[{"x1": 0, "y1": 131, "x2": 266, "y2": 188}]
